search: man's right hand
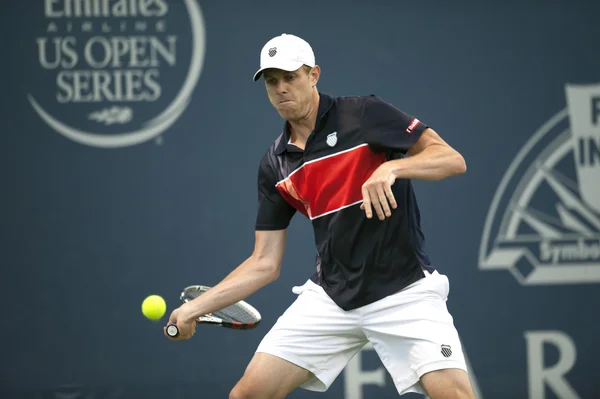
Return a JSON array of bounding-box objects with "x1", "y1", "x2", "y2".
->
[{"x1": 163, "y1": 306, "x2": 196, "y2": 341}]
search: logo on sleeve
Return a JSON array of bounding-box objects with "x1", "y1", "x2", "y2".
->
[{"x1": 406, "y1": 118, "x2": 420, "y2": 134}]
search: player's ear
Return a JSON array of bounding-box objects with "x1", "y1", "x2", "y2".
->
[{"x1": 309, "y1": 65, "x2": 320, "y2": 86}]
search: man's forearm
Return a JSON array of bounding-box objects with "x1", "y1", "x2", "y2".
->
[
  {"x1": 390, "y1": 144, "x2": 466, "y2": 181},
  {"x1": 178, "y1": 257, "x2": 278, "y2": 323}
]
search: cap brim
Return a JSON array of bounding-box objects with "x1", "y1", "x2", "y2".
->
[{"x1": 252, "y1": 60, "x2": 305, "y2": 81}]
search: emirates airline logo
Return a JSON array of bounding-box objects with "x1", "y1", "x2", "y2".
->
[{"x1": 28, "y1": 0, "x2": 206, "y2": 148}]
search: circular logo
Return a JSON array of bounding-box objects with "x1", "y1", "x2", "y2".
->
[
  {"x1": 479, "y1": 83, "x2": 600, "y2": 285},
  {"x1": 28, "y1": 0, "x2": 205, "y2": 148}
]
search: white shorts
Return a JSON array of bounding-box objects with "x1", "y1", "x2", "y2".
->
[{"x1": 255, "y1": 270, "x2": 467, "y2": 395}]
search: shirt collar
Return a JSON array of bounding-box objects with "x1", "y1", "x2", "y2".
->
[{"x1": 274, "y1": 92, "x2": 334, "y2": 155}]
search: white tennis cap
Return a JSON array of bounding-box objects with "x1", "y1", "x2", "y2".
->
[{"x1": 253, "y1": 33, "x2": 315, "y2": 81}]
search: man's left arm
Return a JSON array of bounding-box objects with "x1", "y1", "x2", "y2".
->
[
  {"x1": 360, "y1": 96, "x2": 466, "y2": 220},
  {"x1": 390, "y1": 127, "x2": 466, "y2": 181}
]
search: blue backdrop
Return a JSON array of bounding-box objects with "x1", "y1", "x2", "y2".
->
[{"x1": 1, "y1": 1, "x2": 599, "y2": 398}]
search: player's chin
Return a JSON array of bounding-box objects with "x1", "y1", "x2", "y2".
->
[{"x1": 276, "y1": 109, "x2": 295, "y2": 120}]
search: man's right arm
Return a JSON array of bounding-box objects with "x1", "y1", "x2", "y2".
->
[
  {"x1": 178, "y1": 150, "x2": 296, "y2": 326},
  {"x1": 178, "y1": 228, "x2": 287, "y2": 325}
]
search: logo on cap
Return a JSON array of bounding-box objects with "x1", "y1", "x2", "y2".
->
[{"x1": 268, "y1": 47, "x2": 277, "y2": 57}]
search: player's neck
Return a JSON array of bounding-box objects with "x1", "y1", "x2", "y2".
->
[{"x1": 288, "y1": 92, "x2": 320, "y2": 150}]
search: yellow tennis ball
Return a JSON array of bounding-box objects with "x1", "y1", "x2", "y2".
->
[{"x1": 141, "y1": 295, "x2": 166, "y2": 321}]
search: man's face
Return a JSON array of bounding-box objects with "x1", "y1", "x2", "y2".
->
[{"x1": 263, "y1": 66, "x2": 317, "y2": 121}]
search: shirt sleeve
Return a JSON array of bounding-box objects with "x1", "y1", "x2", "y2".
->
[
  {"x1": 363, "y1": 95, "x2": 429, "y2": 154},
  {"x1": 255, "y1": 153, "x2": 297, "y2": 230}
]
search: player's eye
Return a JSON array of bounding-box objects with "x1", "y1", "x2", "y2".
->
[{"x1": 285, "y1": 74, "x2": 295, "y2": 82}]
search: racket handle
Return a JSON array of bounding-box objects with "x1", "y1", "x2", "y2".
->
[{"x1": 165, "y1": 323, "x2": 179, "y2": 337}]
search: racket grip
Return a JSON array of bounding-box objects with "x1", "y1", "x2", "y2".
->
[{"x1": 165, "y1": 323, "x2": 179, "y2": 337}]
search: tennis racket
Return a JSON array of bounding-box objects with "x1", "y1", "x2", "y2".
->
[{"x1": 165, "y1": 285, "x2": 262, "y2": 338}]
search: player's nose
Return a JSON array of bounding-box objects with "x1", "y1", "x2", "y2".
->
[{"x1": 275, "y1": 81, "x2": 288, "y2": 95}]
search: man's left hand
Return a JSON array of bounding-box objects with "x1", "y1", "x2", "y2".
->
[{"x1": 360, "y1": 163, "x2": 397, "y2": 220}]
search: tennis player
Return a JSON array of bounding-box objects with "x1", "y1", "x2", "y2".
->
[{"x1": 165, "y1": 33, "x2": 476, "y2": 399}]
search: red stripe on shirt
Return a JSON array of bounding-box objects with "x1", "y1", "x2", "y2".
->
[{"x1": 276, "y1": 144, "x2": 386, "y2": 219}]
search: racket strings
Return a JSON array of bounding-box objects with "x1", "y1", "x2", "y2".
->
[
  {"x1": 182, "y1": 288, "x2": 261, "y2": 323},
  {"x1": 213, "y1": 304, "x2": 259, "y2": 323}
]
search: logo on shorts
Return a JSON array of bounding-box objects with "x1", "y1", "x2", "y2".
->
[
  {"x1": 441, "y1": 344, "x2": 452, "y2": 358},
  {"x1": 326, "y1": 132, "x2": 337, "y2": 147},
  {"x1": 478, "y1": 83, "x2": 600, "y2": 285},
  {"x1": 27, "y1": 0, "x2": 206, "y2": 148}
]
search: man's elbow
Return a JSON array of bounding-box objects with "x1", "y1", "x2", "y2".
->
[
  {"x1": 453, "y1": 151, "x2": 467, "y2": 175},
  {"x1": 256, "y1": 260, "x2": 281, "y2": 283},
  {"x1": 266, "y1": 265, "x2": 281, "y2": 283}
]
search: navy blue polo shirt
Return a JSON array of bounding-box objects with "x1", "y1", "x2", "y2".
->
[{"x1": 256, "y1": 92, "x2": 433, "y2": 311}]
